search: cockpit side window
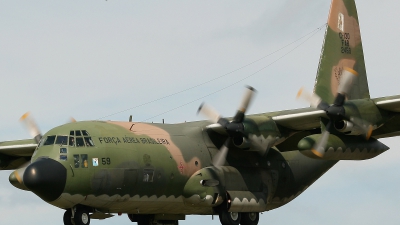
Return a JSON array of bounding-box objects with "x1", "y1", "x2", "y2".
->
[
  {"x1": 76, "y1": 137, "x2": 85, "y2": 147},
  {"x1": 84, "y1": 137, "x2": 94, "y2": 146},
  {"x1": 75, "y1": 130, "x2": 82, "y2": 136},
  {"x1": 82, "y1": 130, "x2": 90, "y2": 136},
  {"x1": 55, "y1": 136, "x2": 68, "y2": 145},
  {"x1": 43, "y1": 135, "x2": 56, "y2": 146}
]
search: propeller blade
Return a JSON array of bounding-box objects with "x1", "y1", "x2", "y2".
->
[
  {"x1": 197, "y1": 103, "x2": 222, "y2": 124},
  {"x1": 20, "y1": 112, "x2": 42, "y2": 144},
  {"x1": 349, "y1": 117, "x2": 373, "y2": 140},
  {"x1": 297, "y1": 87, "x2": 329, "y2": 110},
  {"x1": 338, "y1": 67, "x2": 358, "y2": 96},
  {"x1": 311, "y1": 130, "x2": 330, "y2": 158},
  {"x1": 212, "y1": 138, "x2": 230, "y2": 166},
  {"x1": 238, "y1": 86, "x2": 256, "y2": 114},
  {"x1": 233, "y1": 86, "x2": 256, "y2": 122},
  {"x1": 311, "y1": 121, "x2": 332, "y2": 158}
]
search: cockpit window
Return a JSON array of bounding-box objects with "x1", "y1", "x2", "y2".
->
[
  {"x1": 69, "y1": 136, "x2": 75, "y2": 147},
  {"x1": 55, "y1": 136, "x2": 68, "y2": 145},
  {"x1": 43, "y1": 135, "x2": 56, "y2": 146},
  {"x1": 76, "y1": 137, "x2": 85, "y2": 147},
  {"x1": 38, "y1": 134, "x2": 93, "y2": 148},
  {"x1": 84, "y1": 137, "x2": 94, "y2": 146},
  {"x1": 67, "y1": 130, "x2": 95, "y2": 147}
]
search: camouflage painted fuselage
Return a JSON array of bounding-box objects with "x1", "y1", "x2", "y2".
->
[
  {"x1": 4, "y1": 0, "x2": 400, "y2": 224},
  {"x1": 32, "y1": 117, "x2": 337, "y2": 216}
]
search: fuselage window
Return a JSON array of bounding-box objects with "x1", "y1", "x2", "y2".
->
[
  {"x1": 55, "y1": 136, "x2": 68, "y2": 145},
  {"x1": 43, "y1": 135, "x2": 56, "y2": 146},
  {"x1": 84, "y1": 137, "x2": 94, "y2": 146},
  {"x1": 73, "y1": 154, "x2": 80, "y2": 168},
  {"x1": 75, "y1": 130, "x2": 82, "y2": 136},
  {"x1": 69, "y1": 136, "x2": 75, "y2": 147},
  {"x1": 81, "y1": 154, "x2": 88, "y2": 168},
  {"x1": 76, "y1": 137, "x2": 85, "y2": 147},
  {"x1": 74, "y1": 154, "x2": 88, "y2": 168}
]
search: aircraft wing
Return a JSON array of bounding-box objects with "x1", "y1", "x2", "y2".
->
[
  {"x1": 269, "y1": 96, "x2": 400, "y2": 139},
  {"x1": 371, "y1": 95, "x2": 400, "y2": 138},
  {"x1": 270, "y1": 107, "x2": 327, "y2": 131},
  {"x1": 0, "y1": 139, "x2": 36, "y2": 170},
  {"x1": 373, "y1": 95, "x2": 400, "y2": 112}
]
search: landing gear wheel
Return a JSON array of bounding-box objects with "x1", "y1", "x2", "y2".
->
[
  {"x1": 74, "y1": 208, "x2": 90, "y2": 225},
  {"x1": 137, "y1": 215, "x2": 155, "y2": 225},
  {"x1": 63, "y1": 209, "x2": 74, "y2": 225},
  {"x1": 240, "y1": 212, "x2": 259, "y2": 225},
  {"x1": 219, "y1": 211, "x2": 241, "y2": 225}
]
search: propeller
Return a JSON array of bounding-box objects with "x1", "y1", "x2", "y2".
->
[
  {"x1": 20, "y1": 112, "x2": 42, "y2": 144},
  {"x1": 198, "y1": 86, "x2": 269, "y2": 166},
  {"x1": 297, "y1": 67, "x2": 373, "y2": 157}
]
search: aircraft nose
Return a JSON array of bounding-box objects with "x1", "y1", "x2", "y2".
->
[{"x1": 23, "y1": 158, "x2": 67, "y2": 202}]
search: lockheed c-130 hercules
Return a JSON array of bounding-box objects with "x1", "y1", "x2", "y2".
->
[{"x1": 2, "y1": 0, "x2": 400, "y2": 224}]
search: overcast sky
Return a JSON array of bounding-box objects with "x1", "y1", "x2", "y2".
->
[{"x1": 1, "y1": 0, "x2": 400, "y2": 224}]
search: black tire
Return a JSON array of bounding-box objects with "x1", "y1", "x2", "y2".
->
[
  {"x1": 219, "y1": 211, "x2": 241, "y2": 225},
  {"x1": 63, "y1": 209, "x2": 74, "y2": 225},
  {"x1": 127, "y1": 214, "x2": 138, "y2": 222},
  {"x1": 74, "y1": 208, "x2": 90, "y2": 225},
  {"x1": 137, "y1": 215, "x2": 154, "y2": 225},
  {"x1": 240, "y1": 212, "x2": 259, "y2": 225}
]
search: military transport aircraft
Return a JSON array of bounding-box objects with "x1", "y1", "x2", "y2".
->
[{"x1": 1, "y1": 0, "x2": 400, "y2": 224}]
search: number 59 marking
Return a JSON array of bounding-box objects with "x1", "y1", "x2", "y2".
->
[{"x1": 102, "y1": 158, "x2": 111, "y2": 165}]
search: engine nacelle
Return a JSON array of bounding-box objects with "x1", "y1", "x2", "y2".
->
[
  {"x1": 334, "y1": 120, "x2": 364, "y2": 135},
  {"x1": 298, "y1": 134, "x2": 389, "y2": 160},
  {"x1": 232, "y1": 137, "x2": 251, "y2": 149}
]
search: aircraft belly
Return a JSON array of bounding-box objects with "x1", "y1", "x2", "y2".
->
[{"x1": 52, "y1": 193, "x2": 212, "y2": 214}]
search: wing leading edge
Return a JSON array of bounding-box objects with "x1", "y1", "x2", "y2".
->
[
  {"x1": 267, "y1": 95, "x2": 400, "y2": 139},
  {"x1": 0, "y1": 139, "x2": 36, "y2": 170}
]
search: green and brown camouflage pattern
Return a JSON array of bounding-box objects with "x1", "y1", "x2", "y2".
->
[
  {"x1": 3, "y1": 0, "x2": 400, "y2": 224},
  {"x1": 314, "y1": 0, "x2": 370, "y2": 103},
  {"x1": 27, "y1": 119, "x2": 338, "y2": 215}
]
